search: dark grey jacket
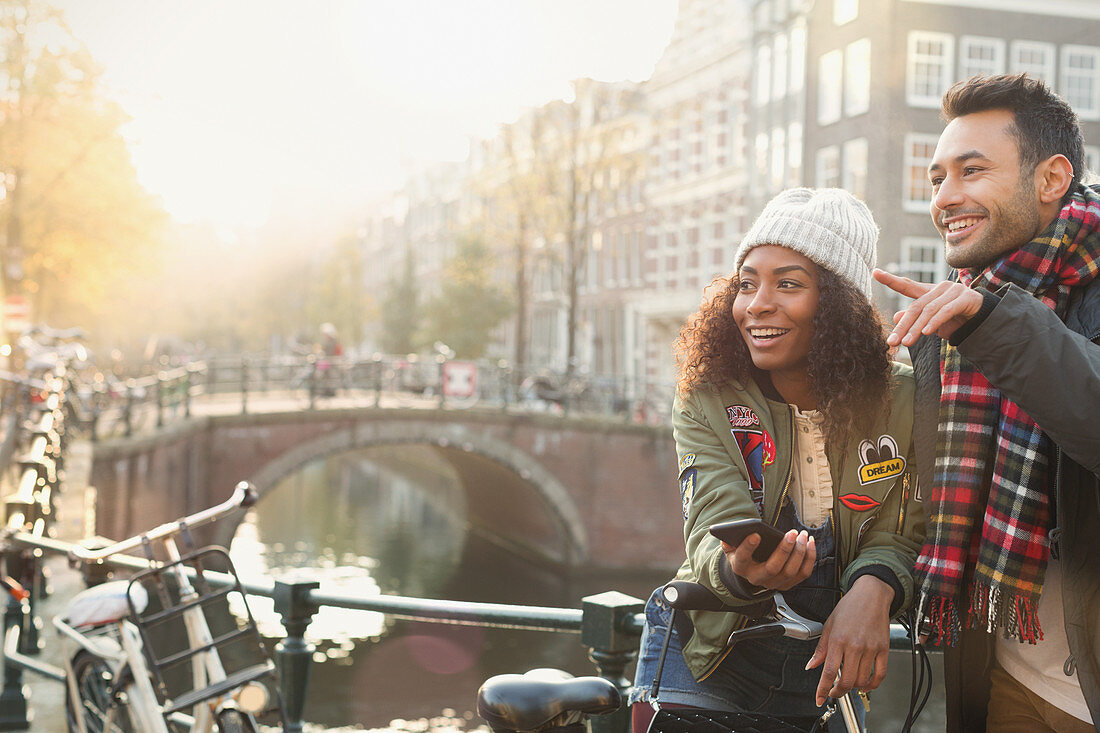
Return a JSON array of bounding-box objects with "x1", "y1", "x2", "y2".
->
[{"x1": 910, "y1": 278, "x2": 1100, "y2": 732}]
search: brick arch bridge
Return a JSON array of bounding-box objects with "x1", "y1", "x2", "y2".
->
[{"x1": 87, "y1": 406, "x2": 683, "y2": 572}]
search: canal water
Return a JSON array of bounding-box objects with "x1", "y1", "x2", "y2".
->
[{"x1": 227, "y1": 445, "x2": 946, "y2": 732}]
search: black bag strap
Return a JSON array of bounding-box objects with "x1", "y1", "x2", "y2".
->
[{"x1": 647, "y1": 606, "x2": 678, "y2": 704}]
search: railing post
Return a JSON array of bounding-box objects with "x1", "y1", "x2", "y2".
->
[
  {"x1": 307, "y1": 356, "x2": 318, "y2": 410},
  {"x1": 581, "y1": 591, "x2": 643, "y2": 733},
  {"x1": 373, "y1": 356, "x2": 383, "y2": 408},
  {"x1": 183, "y1": 366, "x2": 194, "y2": 418},
  {"x1": 0, "y1": 593, "x2": 30, "y2": 730},
  {"x1": 240, "y1": 357, "x2": 249, "y2": 415},
  {"x1": 123, "y1": 379, "x2": 136, "y2": 437},
  {"x1": 273, "y1": 579, "x2": 319, "y2": 733},
  {"x1": 155, "y1": 373, "x2": 165, "y2": 427}
]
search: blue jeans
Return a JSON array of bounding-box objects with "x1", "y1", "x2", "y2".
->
[{"x1": 628, "y1": 588, "x2": 861, "y2": 731}]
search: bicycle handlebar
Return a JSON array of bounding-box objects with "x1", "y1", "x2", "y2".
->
[
  {"x1": 660, "y1": 580, "x2": 825, "y2": 644},
  {"x1": 69, "y1": 482, "x2": 259, "y2": 563}
]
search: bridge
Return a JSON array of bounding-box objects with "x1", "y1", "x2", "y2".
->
[{"x1": 88, "y1": 402, "x2": 683, "y2": 573}]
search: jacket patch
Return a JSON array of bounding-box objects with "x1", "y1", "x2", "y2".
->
[
  {"x1": 840, "y1": 493, "x2": 883, "y2": 512},
  {"x1": 726, "y1": 404, "x2": 761, "y2": 428},
  {"x1": 857, "y1": 434, "x2": 906, "y2": 485},
  {"x1": 732, "y1": 428, "x2": 775, "y2": 510},
  {"x1": 679, "y1": 468, "x2": 697, "y2": 519},
  {"x1": 678, "y1": 453, "x2": 696, "y2": 473}
]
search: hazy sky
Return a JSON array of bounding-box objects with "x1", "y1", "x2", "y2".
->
[{"x1": 58, "y1": 1, "x2": 680, "y2": 231}]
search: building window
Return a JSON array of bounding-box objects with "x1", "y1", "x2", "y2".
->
[
  {"x1": 1010, "y1": 41, "x2": 1055, "y2": 85},
  {"x1": 755, "y1": 44, "x2": 772, "y2": 107},
  {"x1": 959, "y1": 36, "x2": 1005, "y2": 79},
  {"x1": 907, "y1": 31, "x2": 954, "y2": 108},
  {"x1": 1061, "y1": 45, "x2": 1100, "y2": 121},
  {"x1": 788, "y1": 122, "x2": 803, "y2": 187},
  {"x1": 790, "y1": 22, "x2": 807, "y2": 93},
  {"x1": 901, "y1": 238, "x2": 949, "y2": 286},
  {"x1": 845, "y1": 39, "x2": 871, "y2": 117},
  {"x1": 834, "y1": 0, "x2": 857, "y2": 25},
  {"x1": 904, "y1": 134, "x2": 939, "y2": 213},
  {"x1": 843, "y1": 138, "x2": 868, "y2": 201},
  {"x1": 773, "y1": 31, "x2": 788, "y2": 101},
  {"x1": 1084, "y1": 145, "x2": 1100, "y2": 184},
  {"x1": 816, "y1": 146, "x2": 841, "y2": 189},
  {"x1": 770, "y1": 128, "x2": 786, "y2": 191},
  {"x1": 755, "y1": 133, "x2": 769, "y2": 184},
  {"x1": 818, "y1": 49, "x2": 843, "y2": 125}
]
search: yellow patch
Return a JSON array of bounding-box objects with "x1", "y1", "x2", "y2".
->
[{"x1": 859, "y1": 457, "x2": 905, "y2": 485}]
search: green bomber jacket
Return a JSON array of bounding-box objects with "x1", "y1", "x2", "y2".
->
[{"x1": 672, "y1": 362, "x2": 925, "y2": 680}]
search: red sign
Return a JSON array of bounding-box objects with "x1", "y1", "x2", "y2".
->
[
  {"x1": 441, "y1": 361, "x2": 477, "y2": 399},
  {"x1": 3, "y1": 295, "x2": 30, "y2": 332}
]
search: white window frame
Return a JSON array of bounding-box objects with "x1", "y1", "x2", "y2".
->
[
  {"x1": 789, "y1": 22, "x2": 807, "y2": 94},
  {"x1": 787, "y1": 122, "x2": 803, "y2": 187},
  {"x1": 770, "y1": 127, "x2": 786, "y2": 191},
  {"x1": 1061, "y1": 45, "x2": 1100, "y2": 121},
  {"x1": 1084, "y1": 145, "x2": 1100, "y2": 185},
  {"x1": 815, "y1": 145, "x2": 841, "y2": 189},
  {"x1": 773, "y1": 31, "x2": 788, "y2": 101},
  {"x1": 755, "y1": 133, "x2": 769, "y2": 186},
  {"x1": 842, "y1": 137, "x2": 869, "y2": 201},
  {"x1": 845, "y1": 39, "x2": 871, "y2": 117},
  {"x1": 903, "y1": 133, "x2": 940, "y2": 214},
  {"x1": 907, "y1": 31, "x2": 954, "y2": 108},
  {"x1": 755, "y1": 44, "x2": 772, "y2": 108},
  {"x1": 900, "y1": 237, "x2": 949, "y2": 289},
  {"x1": 959, "y1": 36, "x2": 1005, "y2": 80},
  {"x1": 818, "y1": 49, "x2": 843, "y2": 125},
  {"x1": 1010, "y1": 40, "x2": 1055, "y2": 85},
  {"x1": 833, "y1": 0, "x2": 857, "y2": 26}
]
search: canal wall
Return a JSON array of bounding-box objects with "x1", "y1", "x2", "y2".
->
[{"x1": 87, "y1": 407, "x2": 685, "y2": 573}]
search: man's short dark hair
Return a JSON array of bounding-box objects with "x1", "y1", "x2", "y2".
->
[{"x1": 941, "y1": 73, "x2": 1085, "y2": 190}]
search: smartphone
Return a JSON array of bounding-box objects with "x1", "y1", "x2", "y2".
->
[{"x1": 709, "y1": 518, "x2": 786, "y2": 563}]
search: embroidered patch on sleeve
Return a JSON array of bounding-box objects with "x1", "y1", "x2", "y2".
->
[
  {"x1": 678, "y1": 452, "x2": 696, "y2": 474},
  {"x1": 679, "y1": 468, "x2": 697, "y2": 519},
  {"x1": 726, "y1": 404, "x2": 761, "y2": 428},
  {"x1": 857, "y1": 434, "x2": 906, "y2": 485}
]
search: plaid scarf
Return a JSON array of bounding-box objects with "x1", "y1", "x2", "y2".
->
[{"x1": 916, "y1": 183, "x2": 1100, "y2": 646}]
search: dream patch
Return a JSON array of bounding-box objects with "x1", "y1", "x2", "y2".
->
[
  {"x1": 839, "y1": 493, "x2": 882, "y2": 512},
  {"x1": 858, "y1": 434, "x2": 906, "y2": 485},
  {"x1": 726, "y1": 405, "x2": 761, "y2": 428},
  {"x1": 678, "y1": 453, "x2": 696, "y2": 474},
  {"x1": 679, "y1": 468, "x2": 697, "y2": 519},
  {"x1": 731, "y1": 428, "x2": 775, "y2": 512}
]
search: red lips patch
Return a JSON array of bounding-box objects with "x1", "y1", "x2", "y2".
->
[{"x1": 839, "y1": 493, "x2": 882, "y2": 512}]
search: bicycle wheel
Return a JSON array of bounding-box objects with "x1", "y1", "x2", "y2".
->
[{"x1": 66, "y1": 650, "x2": 138, "y2": 733}]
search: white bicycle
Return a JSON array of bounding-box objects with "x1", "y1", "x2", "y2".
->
[{"x1": 54, "y1": 482, "x2": 281, "y2": 732}]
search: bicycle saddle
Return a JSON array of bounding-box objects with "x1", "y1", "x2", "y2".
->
[{"x1": 476, "y1": 668, "x2": 621, "y2": 732}]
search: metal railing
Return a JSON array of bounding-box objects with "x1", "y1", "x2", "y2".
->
[
  {"x1": 71, "y1": 353, "x2": 677, "y2": 440},
  {"x1": 0, "y1": 522, "x2": 924, "y2": 733}
]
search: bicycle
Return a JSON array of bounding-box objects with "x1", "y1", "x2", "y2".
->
[
  {"x1": 54, "y1": 482, "x2": 284, "y2": 732},
  {"x1": 477, "y1": 580, "x2": 932, "y2": 732}
]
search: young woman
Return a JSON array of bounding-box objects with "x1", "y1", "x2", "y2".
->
[{"x1": 629, "y1": 188, "x2": 925, "y2": 731}]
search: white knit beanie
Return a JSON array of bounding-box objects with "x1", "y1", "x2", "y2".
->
[{"x1": 733, "y1": 188, "x2": 878, "y2": 300}]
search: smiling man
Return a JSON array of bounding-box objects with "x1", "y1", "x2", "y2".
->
[{"x1": 874, "y1": 74, "x2": 1100, "y2": 732}]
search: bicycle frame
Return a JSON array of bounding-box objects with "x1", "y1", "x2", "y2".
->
[{"x1": 55, "y1": 482, "x2": 269, "y2": 732}]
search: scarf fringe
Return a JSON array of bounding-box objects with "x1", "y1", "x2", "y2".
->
[{"x1": 917, "y1": 585, "x2": 1043, "y2": 646}]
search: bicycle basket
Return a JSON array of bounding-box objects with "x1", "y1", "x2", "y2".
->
[{"x1": 648, "y1": 708, "x2": 812, "y2": 733}]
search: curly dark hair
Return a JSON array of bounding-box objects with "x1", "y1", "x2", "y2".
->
[{"x1": 675, "y1": 268, "x2": 892, "y2": 448}]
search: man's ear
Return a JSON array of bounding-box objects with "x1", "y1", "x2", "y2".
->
[{"x1": 1037, "y1": 154, "x2": 1074, "y2": 204}]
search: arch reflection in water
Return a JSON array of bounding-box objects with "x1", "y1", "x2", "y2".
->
[{"x1": 229, "y1": 444, "x2": 469, "y2": 645}]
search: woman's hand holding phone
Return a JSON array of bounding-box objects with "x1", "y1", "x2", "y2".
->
[{"x1": 709, "y1": 519, "x2": 816, "y2": 592}]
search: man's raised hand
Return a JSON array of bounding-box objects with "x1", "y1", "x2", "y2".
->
[{"x1": 872, "y1": 268, "x2": 984, "y2": 347}]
